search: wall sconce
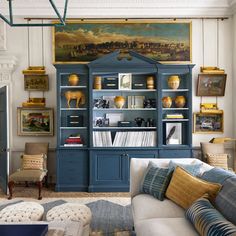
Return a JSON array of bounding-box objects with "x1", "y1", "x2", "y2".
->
[{"x1": 0, "y1": 0, "x2": 68, "y2": 27}]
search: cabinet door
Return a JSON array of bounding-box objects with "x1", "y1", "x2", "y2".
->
[
  {"x1": 56, "y1": 150, "x2": 88, "y2": 191},
  {"x1": 89, "y1": 151, "x2": 127, "y2": 192},
  {"x1": 126, "y1": 150, "x2": 157, "y2": 182}
]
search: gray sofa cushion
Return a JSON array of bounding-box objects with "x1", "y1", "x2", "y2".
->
[
  {"x1": 135, "y1": 218, "x2": 198, "y2": 236},
  {"x1": 215, "y1": 176, "x2": 236, "y2": 225},
  {"x1": 132, "y1": 194, "x2": 184, "y2": 224}
]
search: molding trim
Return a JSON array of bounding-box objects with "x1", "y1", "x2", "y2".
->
[
  {"x1": 0, "y1": 55, "x2": 17, "y2": 83},
  {"x1": 0, "y1": 0, "x2": 232, "y2": 17}
]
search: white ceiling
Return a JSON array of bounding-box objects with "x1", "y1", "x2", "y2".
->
[{"x1": 0, "y1": 0, "x2": 235, "y2": 18}]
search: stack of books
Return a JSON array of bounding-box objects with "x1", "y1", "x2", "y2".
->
[
  {"x1": 64, "y1": 134, "x2": 83, "y2": 147},
  {"x1": 166, "y1": 113, "x2": 184, "y2": 119}
]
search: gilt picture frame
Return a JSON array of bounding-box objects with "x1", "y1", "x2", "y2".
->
[
  {"x1": 24, "y1": 75, "x2": 49, "y2": 91},
  {"x1": 17, "y1": 107, "x2": 54, "y2": 136},
  {"x1": 193, "y1": 112, "x2": 224, "y2": 134},
  {"x1": 196, "y1": 74, "x2": 227, "y2": 96},
  {"x1": 53, "y1": 20, "x2": 192, "y2": 63}
]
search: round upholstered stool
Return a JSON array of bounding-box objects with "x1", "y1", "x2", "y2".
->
[
  {"x1": 46, "y1": 203, "x2": 92, "y2": 236},
  {"x1": 0, "y1": 202, "x2": 44, "y2": 222}
]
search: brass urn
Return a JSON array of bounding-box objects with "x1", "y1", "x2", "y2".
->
[
  {"x1": 162, "y1": 96, "x2": 172, "y2": 108},
  {"x1": 174, "y1": 96, "x2": 186, "y2": 108},
  {"x1": 114, "y1": 96, "x2": 126, "y2": 109},
  {"x1": 68, "y1": 74, "x2": 79, "y2": 86}
]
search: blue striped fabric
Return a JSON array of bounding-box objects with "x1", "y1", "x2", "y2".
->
[
  {"x1": 141, "y1": 161, "x2": 172, "y2": 201},
  {"x1": 186, "y1": 197, "x2": 236, "y2": 236}
]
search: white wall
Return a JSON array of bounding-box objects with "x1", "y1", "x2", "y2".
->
[{"x1": 1, "y1": 18, "x2": 234, "y2": 176}]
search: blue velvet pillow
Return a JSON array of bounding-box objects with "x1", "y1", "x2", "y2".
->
[
  {"x1": 200, "y1": 167, "x2": 234, "y2": 184},
  {"x1": 141, "y1": 161, "x2": 172, "y2": 201},
  {"x1": 168, "y1": 160, "x2": 202, "y2": 176},
  {"x1": 186, "y1": 196, "x2": 236, "y2": 236}
]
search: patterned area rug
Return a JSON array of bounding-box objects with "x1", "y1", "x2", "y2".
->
[{"x1": 0, "y1": 197, "x2": 134, "y2": 236}]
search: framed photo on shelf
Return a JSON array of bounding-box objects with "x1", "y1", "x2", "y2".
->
[
  {"x1": 128, "y1": 96, "x2": 145, "y2": 108},
  {"x1": 118, "y1": 73, "x2": 132, "y2": 90},
  {"x1": 193, "y1": 112, "x2": 224, "y2": 133},
  {"x1": 106, "y1": 113, "x2": 124, "y2": 126},
  {"x1": 24, "y1": 74, "x2": 49, "y2": 91},
  {"x1": 196, "y1": 74, "x2": 227, "y2": 96},
  {"x1": 17, "y1": 107, "x2": 54, "y2": 136},
  {"x1": 166, "y1": 123, "x2": 182, "y2": 145}
]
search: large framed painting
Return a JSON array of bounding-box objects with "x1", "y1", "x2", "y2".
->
[
  {"x1": 17, "y1": 107, "x2": 54, "y2": 136},
  {"x1": 53, "y1": 20, "x2": 192, "y2": 63}
]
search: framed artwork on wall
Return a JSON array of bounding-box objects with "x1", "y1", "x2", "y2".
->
[
  {"x1": 193, "y1": 112, "x2": 224, "y2": 133},
  {"x1": 53, "y1": 20, "x2": 192, "y2": 63},
  {"x1": 17, "y1": 108, "x2": 54, "y2": 136},
  {"x1": 196, "y1": 74, "x2": 227, "y2": 96},
  {"x1": 166, "y1": 123, "x2": 182, "y2": 145},
  {"x1": 24, "y1": 75, "x2": 49, "y2": 91}
]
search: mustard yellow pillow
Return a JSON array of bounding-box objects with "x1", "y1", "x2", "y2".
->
[
  {"x1": 22, "y1": 154, "x2": 44, "y2": 170},
  {"x1": 165, "y1": 166, "x2": 221, "y2": 209}
]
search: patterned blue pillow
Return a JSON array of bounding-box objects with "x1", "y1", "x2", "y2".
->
[
  {"x1": 168, "y1": 160, "x2": 202, "y2": 176},
  {"x1": 141, "y1": 162, "x2": 172, "y2": 201},
  {"x1": 186, "y1": 196, "x2": 236, "y2": 236},
  {"x1": 215, "y1": 176, "x2": 236, "y2": 225},
  {"x1": 200, "y1": 167, "x2": 234, "y2": 184}
]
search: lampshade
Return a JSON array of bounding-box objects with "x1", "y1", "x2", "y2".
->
[{"x1": 0, "y1": 0, "x2": 68, "y2": 27}]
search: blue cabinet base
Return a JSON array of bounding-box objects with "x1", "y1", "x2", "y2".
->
[
  {"x1": 88, "y1": 185, "x2": 129, "y2": 192},
  {"x1": 55, "y1": 184, "x2": 88, "y2": 192}
]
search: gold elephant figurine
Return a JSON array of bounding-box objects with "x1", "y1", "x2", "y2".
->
[{"x1": 64, "y1": 90, "x2": 85, "y2": 108}]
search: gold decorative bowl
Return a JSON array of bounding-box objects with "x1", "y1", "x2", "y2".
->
[
  {"x1": 114, "y1": 96, "x2": 126, "y2": 109},
  {"x1": 162, "y1": 96, "x2": 172, "y2": 108},
  {"x1": 68, "y1": 74, "x2": 79, "y2": 86},
  {"x1": 175, "y1": 96, "x2": 186, "y2": 108}
]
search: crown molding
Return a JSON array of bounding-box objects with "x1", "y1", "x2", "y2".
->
[{"x1": 0, "y1": 0, "x2": 232, "y2": 17}]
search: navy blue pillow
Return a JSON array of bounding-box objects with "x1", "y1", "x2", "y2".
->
[{"x1": 141, "y1": 162, "x2": 172, "y2": 201}]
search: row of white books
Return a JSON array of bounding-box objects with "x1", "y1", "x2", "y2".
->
[{"x1": 93, "y1": 131, "x2": 156, "y2": 147}]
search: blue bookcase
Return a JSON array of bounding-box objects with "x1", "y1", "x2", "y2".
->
[{"x1": 54, "y1": 51, "x2": 194, "y2": 192}]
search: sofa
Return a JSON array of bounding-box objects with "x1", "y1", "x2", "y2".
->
[{"x1": 130, "y1": 158, "x2": 236, "y2": 236}]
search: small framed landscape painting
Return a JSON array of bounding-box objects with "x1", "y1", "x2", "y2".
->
[
  {"x1": 193, "y1": 112, "x2": 223, "y2": 133},
  {"x1": 17, "y1": 108, "x2": 54, "y2": 136},
  {"x1": 196, "y1": 74, "x2": 227, "y2": 96},
  {"x1": 24, "y1": 75, "x2": 49, "y2": 91}
]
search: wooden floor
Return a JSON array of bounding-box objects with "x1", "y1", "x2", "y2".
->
[{"x1": 0, "y1": 184, "x2": 130, "y2": 199}]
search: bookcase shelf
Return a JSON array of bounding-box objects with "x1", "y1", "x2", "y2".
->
[{"x1": 55, "y1": 51, "x2": 194, "y2": 192}]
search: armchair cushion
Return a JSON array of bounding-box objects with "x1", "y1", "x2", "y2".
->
[
  {"x1": 22, "y1": 154, "x2": 44, "y2": 171},
  {"x1": 9, "y1": 170, "x2": 47, "y2": 182}
]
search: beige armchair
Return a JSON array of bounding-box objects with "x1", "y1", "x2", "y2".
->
[{"x1": 8, "y1": 142, "x2": 49, "y2": 200}]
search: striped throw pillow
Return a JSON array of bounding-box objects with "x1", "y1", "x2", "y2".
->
[
  {"x1": 186, "y1": 196, "x2": 236, "y2": 236},
  {"x1": 22, "y1": 154, "x2": 44, "y2": 170},
  {"x1": 206, "y1": 153, "x2": 229, "y2": 170},
  {"x1": 141, "y1": 161, "x2": 173, "y2": 201}
]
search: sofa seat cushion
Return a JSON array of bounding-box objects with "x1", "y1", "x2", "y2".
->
[
  {"x1": 132, "y1": 194, "x2": 185, "y2": 223},
  {"x1": 135, "y1": 218, "x2": 198, "y2": 236}
]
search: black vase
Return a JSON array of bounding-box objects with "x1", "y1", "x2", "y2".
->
[{"x1": 135, "y1": 117, "x2": 144, "y2": 127}]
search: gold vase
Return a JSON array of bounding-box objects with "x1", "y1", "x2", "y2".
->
[
  {"x1": 168, "y1": 75, "x2": 180, "y2": 90},
  {"x1": 68, "y1": 74, "x2": 79, "y2": 86},
  {"x1": 175, "y1": 96, "x2": 186, "y2": 108},
  {"x1": 94, "y1": 76, "x2": 102, "y2": 90},
  {"x1": 114, "y1": 96, "x2": 125, "y2": 109},
  {"x1": 162, "y1": 96, "x2": 172, "y2": 108},
  {"x1": 146, "y1": 76, "x2": 155, "y2": 89}
]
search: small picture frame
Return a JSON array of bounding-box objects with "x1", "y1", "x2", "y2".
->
[
  {"x1": 118, "y1": 73, "x2": 132, "y2": 90},
  {"x1": 166, "y1": 123, "x2": 182, "y2": 145},
  {"x1": 24, "y1": 74, "x2": 49, "y2": 91},
  {"x1": 105, "y1": 113, "x2": 124, "y2": 127},
  {"x1": 17, "y1": 107, "x2": 54, "y2": 136},
  {"x1": 128, "y1": 96, "x2": 145, "y2": 108},
  {"x1": 196, "y1": 74, "x2": 227, "y2": 96},
  {"x1": 193, "y1": 112, "x2": 224, "y2": 133}
]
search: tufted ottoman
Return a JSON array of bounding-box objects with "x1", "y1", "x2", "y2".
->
[
  {"x1": 0, "y1": 202, "x2": 44, "y2": 222},
  {"x1": 46, "y1": 203, "x2": 92, "y2": 236}
]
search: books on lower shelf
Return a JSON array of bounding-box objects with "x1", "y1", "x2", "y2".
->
[
  {"x1": 64, "y1": 133, "x2": 83, "y2": 147},
  {"x1": 166, "y1": 114, "x2": 184, "y2": 119},
  {"x1": 93, "y1": 131, "x2": 156, "y2": 147}
]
